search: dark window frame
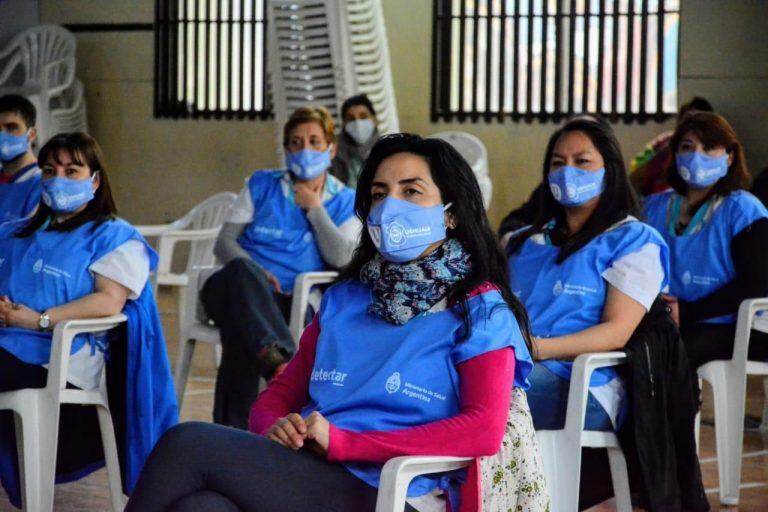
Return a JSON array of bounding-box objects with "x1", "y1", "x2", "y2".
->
[
  {"x1": 431, "y1": 0, "x2": 681, "y2": 124},
  {"x1": 155, "y1": 0, "x2": 271, "y2": 120}
]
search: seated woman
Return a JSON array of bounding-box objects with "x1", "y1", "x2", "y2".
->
[
  {"x1": 506, "y1": 118, "x2": 669, "y2": 431},
  {"x1": 330, "y1": 93, "x2": 380, "y2": 188},
  {"x1": 204, "y1": 106, "x2": 358, "y2": 429},
  {"x1": 644, "y1": 112, "x2": 768, "y2": 370},
  {"x1": 126, "y1": 134, "x2": 537, "y2": 512},
  {"x1": 0, "y1": 133, "x2": 177, "y2": 506}
]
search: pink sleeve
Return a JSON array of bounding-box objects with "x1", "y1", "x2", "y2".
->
[
  {"x1": 248, "y1": 316, "x2": 319, "y2": 435},
  {"x1": 327, "y1": 347, "x2": 515, "y2": 463}
]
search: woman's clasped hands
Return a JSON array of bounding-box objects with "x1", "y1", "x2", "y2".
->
[{"x1": 267, "y1": 411, "x2": 330, "y2": 455}]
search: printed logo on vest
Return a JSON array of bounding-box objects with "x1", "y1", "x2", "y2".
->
[
  {"x1": 32, "y1": 258, "x2": 43, "y2": 273},
  {"x1": 553, "y1": 280, "x2": 563, "y2": 296},
  {"x1": 681, "y1": 270, "x2": 719, "y2": 287},
  {"x1": 552, "y1": 279, "x2": 597, "y2": 297},
  {"x1": 311, "y1": 368, "x2": 348, "y2": 387},
  {"x1": 682, "y1": 271, "x2": 692, "y2": 286},
  {"x1": 0, "y1": 257, "x2": 4, "y2": 268},
  {"x1": 550, "y1": 183, "x2": 562, "y2": 201},
  {"x1": 303, "y1": 232, "x2": 313, "y2": 243},
  {"x1": 385, "y1": 372, "x2": 401, "y2": 394}
]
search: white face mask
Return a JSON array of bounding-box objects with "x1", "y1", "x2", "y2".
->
[{"x1": 344, "y1": 119, "x2": 376, "y2": 145}]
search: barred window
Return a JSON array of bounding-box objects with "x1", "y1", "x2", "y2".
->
[
  {"x1": 155, "y1": 0, "x2": 270, "y2": 119},
  {"x1": 432, "y1": 0, "x2": 680, "y2": 123}
]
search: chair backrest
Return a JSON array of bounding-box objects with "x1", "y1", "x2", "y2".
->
[
  {"x1": 184, "y1": 192, "x2": 238, "y2": 272},
  {"x1": 429, "y1": 131, "x2": 492, "y2": 209},
  {"x1": 0, "y1": 25, "x2": 76, "y2": 92}
]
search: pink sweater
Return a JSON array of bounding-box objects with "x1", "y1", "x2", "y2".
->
[{"x1": 249, "y1": 312, "x2": 515, "y2": 511}]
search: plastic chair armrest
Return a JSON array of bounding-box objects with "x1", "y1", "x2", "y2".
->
[
  {"x1": 733, "y1": 298, "x2": 768, "y2": 363},
  {"x1": 563, "y1": 352, "x2": 627, "y2": 437},
  {"x1": 288, "y1": 271, "x2": 338, "y2": 344},
  {"x1": 46, "y1": 314, "x2": 128, "y2": 391},
  {"x1": 375, "y1": 456, "x2": 473, "y2": 512}
]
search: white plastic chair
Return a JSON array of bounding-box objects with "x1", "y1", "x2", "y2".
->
[
  {"x1": 375, "y1": 456, "x2": 473, "y2": 512},
  {"x1": 49, "y1": 79, "x2": 88, "y2": 135},
  {"x1": 0, "y1": 315, "x2": 127, "y2": 512},
  {"x1": 429, "y1": 131, "x2": 492, "y2": 210},
  {"x1": 136, "y1": 191, "x2": 236, "y2": 350},
  {"x1": 535, "y1": 352, "x2": 632, "y2": 512},
  {"x1": 696, "y1": 298, "x2": 768, "y2": 506},
  {"x1": 174, "y1": 268, "x2": 338, "y2": 408},
  {"x1": 0, "y1": 25, "x2": 77, "y2": 145}
]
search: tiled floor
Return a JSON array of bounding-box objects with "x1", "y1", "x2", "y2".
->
[{"x1": 1, "y1": 288, "x2": 767, "y2": 511}]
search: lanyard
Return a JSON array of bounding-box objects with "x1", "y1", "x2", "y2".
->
[{"x1": 668, "y1": 195, "x2": 711, "y2": 236}]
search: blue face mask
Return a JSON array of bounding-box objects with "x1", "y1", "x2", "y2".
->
[
  {"x1": 41, "y1": 175, "x2": 96, "y2": 213},
  {"x1": 548, "y1": 166, "x2": 606, "y2": 207},
  {"x1": 286, "y1": 146, "x2": 332, "y2": 181},
  {"x1": 0, "y1": 131, "x2": 30, "y2": 163},
  {"x1": 676, "y1": 151, "x2": 729, "y2": 189},
  {"x1": 367, "y1": 197, "x2": 452, "y2": 263}
]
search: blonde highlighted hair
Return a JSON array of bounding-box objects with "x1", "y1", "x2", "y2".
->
[{"x1": 282, "y1": 106, "x2": 336, "y2": 147}]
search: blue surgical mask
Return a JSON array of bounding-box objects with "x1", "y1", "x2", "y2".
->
[
  {"x1": 676, "y1": 151, "x2": 728, "y2": 189},
  {"x1": 367, "y1": 197, "x2": 452, "y2": 263},
  {"x1": 548, "y1": 166, "x2": 606, "y2": 207},
  {"x1": 345, "y1": 119, "x2": 376, "y2": 145},
  {"x1": 0, "y1": 131, "x2": 30, "y2": 163},
  {"x1": 286, "y1": 146, "x2": 332, "y2": 181},
  {"x1": 41, "y1": 175, "x2": 96, "y2": 213}
]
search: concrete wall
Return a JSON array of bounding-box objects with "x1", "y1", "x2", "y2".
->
[
  {"x1": 0, "y1": 0, "x2": 39, "y2": 47},
  {"x1": 34, "y1": 0, "x2": 768, "y2": 226}
]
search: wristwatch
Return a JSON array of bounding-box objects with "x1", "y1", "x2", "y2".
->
[{"x1": 38, "y1": 312, "x2": 51, "y2": 331}]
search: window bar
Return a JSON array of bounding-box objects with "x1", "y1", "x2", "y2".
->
[
  {"x1": 191, "y1": 0, "x2": 199, "y2": 116},
  {"x1": 169, "y1": 0, "x2": 180, "y2": 114},
  {"x1": 239, "y1": 0, "x2": 245, "y2": 118},
  {"x1": 497, "y1": 0, "x2": 507, "y2": 120},
  {"x1": 228, "y1": 0, "x2": 234, "y2": 117},
  {"x1": 596, "y1": 0, "x2": 605, "y2": 114},
  {"x1": 567, "y1": 0, "x2": 576, "y2": 115},
  {"x1": 581, "y1": 0, "x2": 590, "y2": 113},
  {"x1": 524, "y1": 0, "x2": 533, "y2": 121},
  {"x1": 430, "y1": 0, "x2": 440, "y2": 120},
  {"x1": 554, "y1": 0, "x2": 563, "y2": 118},
  {"x1": 179, "y1": 0, "x2": 187, "y2": 116},
  {"x1": 655, "y1": 2, "x2": 665, "y2": 119},
  {"x1": 610, "y1": 0, "x2": 619, "y2": 118},
  {"x1": 204, "y1": 0, "x2": 211, "y2": 116},
  {"x1": 215, "y1": 0, "x2": 222, "y2": 117},
  {"x1": 511, "y1": 0, "x2": 520, "y2": 117},
  {"x1": 437, "y1": 0, "x2": 453, "y2": 120},
  {"x1": 638, "y1": 0, "x2": 649, "y2": 117},
  {"x1": 458, "y1": 0, "x2": 467, "y2": 120},
  {"x1": 154, "y1": 0, "x2": 163, "y2": 116},
  {"x1": 251, "y1": 5, "x2": 258, "y2": 116},
  {"x1": 625, "y1": 1, "x2": 635, "y2": 116},
  {"x1": 484, "y1": 3, "x2": 494, "y2": 121},
  {"x1": 471, "y1": 3, "x2": 480, "y2": 120},
  {"x1": 539, "y1": 0, "x2": 549, "y2": 119},
  {"x1": 260, "y1": 3, "x2": 269, "y2": 119}
]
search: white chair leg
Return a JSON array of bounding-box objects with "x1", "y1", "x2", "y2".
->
[
  {"x1": 213, "y1": 342, "x2": 222, "y2": 369},
  {"x1": 174, "y1": 338, "x2": 196, "y2": 409},
  {"x1": 537, "y1": 431, "x2": 581, "y2": 512},
  {"x1": 707, "y1": 363, "x2": 746, "y2": 506},
  {"x1": 15, "y1": 398, "x2": 59, "y2": 512},
  {"x1": 96, "y1": 404, "x2": 125, "y2": 512},
  {"x1": 760, "y1": 377, "x2": 768, "y2": 433},
  {"x1": 607, "y1": 446, "x2": 632, "y2": 512}
]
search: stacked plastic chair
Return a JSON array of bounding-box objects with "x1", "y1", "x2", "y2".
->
[
  {"x1": 0, "y1": 25, "x2": 88, "y2": 145},
  {"x1": 267, "y1": 0, "x2": 399, "y2": 152}
]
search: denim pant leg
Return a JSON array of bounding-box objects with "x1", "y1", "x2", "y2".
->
[{"x1": 526, "y1": 363, "x2": 614, "y2": 431}]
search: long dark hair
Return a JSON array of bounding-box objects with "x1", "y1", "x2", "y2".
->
[
  {"x1": 508, "y1": 118, "x2": 640, "y2": 263},
  {"x1": 17, "y1": 132, "x2": 117, "y2": 237},
  {"x1": 338, "y1": 133, "x2": 532, "y2": 348},
  {"x1": 667, "y1": 112, "x2": 751, "y2": 211}
]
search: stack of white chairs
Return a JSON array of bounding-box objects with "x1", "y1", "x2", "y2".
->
[
  {"x1": 267, "y1": 0, "x2": 399, "y2": 154},
  {"x1": 0, "y1": 25, "x2": 87, "y2": 145},
  {"x1": 429, "y1": 131, "x2": 493, "y2": 210}
]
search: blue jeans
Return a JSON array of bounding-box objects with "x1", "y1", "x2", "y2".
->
[{"x1": 526, "y1": 364, "x2": 615, "y2": 431}]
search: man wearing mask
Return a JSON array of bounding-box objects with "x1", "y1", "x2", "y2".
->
[
  {"x1": 0, "y1": 95, "x2": 41, "y2": 230},
  {"x1": 331, "y1": 94, "x2": 379, "y2": 188}
]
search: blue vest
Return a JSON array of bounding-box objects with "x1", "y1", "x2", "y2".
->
[
  {"x1": 509, "y1": 220, "x2": 669, "y2": 385},
  {"x1": 237, "y1": 170, "x2": 356, "y2": 292},
  {"x1": 302, "y1": 280, "x2": 533, "y2": 497},
  {"x1": 0, "y1": 164, "x2": 41, "y2": 226},
  {"x1": 644, "y1": 190, "x2": 768, "y2": 323},
  {"x1": 0, "y1": 218, "x2": 157, "y2": 365}
]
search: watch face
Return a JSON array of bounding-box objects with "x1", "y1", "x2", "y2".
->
[{"x1": 39, "y1": 315, "x2": 50, "y2": 329}]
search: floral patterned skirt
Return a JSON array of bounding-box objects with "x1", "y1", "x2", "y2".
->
[{"x1": 479, "y1": 387, "x2": 550, "y2": 511}]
